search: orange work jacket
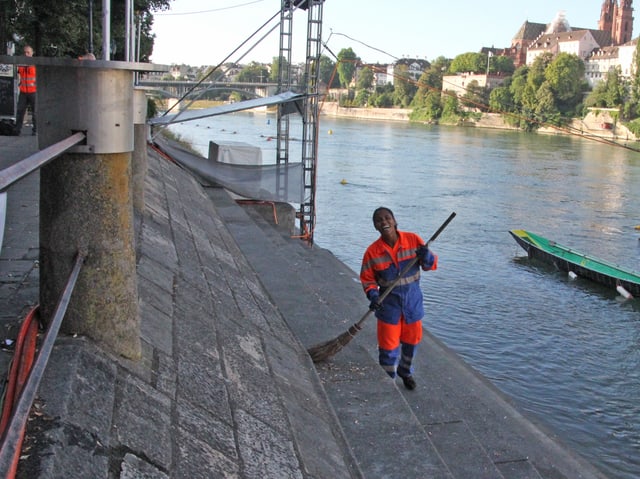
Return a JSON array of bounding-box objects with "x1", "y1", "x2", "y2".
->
[{"x1": 18, "y1": 65, "x2": 36, "y2": 94}]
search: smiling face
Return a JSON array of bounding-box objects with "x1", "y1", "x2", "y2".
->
[{"x1": 372, "y1": 207, "x2": 398, "y2": 246}]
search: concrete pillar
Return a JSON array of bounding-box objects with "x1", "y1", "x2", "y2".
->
[
  {"x1": 37, "y1": 63, "x2": 141, "y2": 359},
  {"x1": 132, "y1": 87, "x2": 148, "y2": 214},
  {"x1": 39, "y1": 152, "x2": 139, "y2": 358}
]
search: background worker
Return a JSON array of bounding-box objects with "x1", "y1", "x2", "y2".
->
[
  {"x1": 14, "y1": 45, "x2": 36, "y2": 136},
  {"x1": 360, "y1": 207, "x2": 438, "y2": 390}
]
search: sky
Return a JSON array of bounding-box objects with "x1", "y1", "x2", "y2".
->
[{"x1": 150, "y1": 0, "x2": 640, "y2": 66}]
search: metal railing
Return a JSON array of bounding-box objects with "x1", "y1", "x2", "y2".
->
[
  {"x1": 0, "y1": 132, "x2": 85, "y2": 253},
  {"x1": 0, "y1": 132, "x2": 85, "y2": 192},
  {"x1": 0, "y1": 251, "x2": 85, "y2": 475},
  {"x1": 0, "y1": 132, "x2": 87, "y2": 476}
]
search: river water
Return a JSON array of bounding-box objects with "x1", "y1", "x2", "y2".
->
[{"x1": 167, "y1": 110, "x2": 640, "y2": 479}]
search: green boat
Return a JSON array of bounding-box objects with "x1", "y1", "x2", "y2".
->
[{"x1": 509, "y1": 229, "x2": 640, "y2": 297}]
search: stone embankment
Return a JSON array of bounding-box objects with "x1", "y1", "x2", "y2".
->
[{"x1": 320, "y1": 102, "x2": 638, "y2": 141}]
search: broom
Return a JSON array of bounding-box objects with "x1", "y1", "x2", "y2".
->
[{"x1": 308, "y1": 211, "x2": 456, "y2": 363}]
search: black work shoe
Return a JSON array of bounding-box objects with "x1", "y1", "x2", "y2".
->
[{"x1": 401, "y1": 375, "x2": 416, "y2": 390}]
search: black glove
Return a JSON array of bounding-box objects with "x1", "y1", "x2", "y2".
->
[
  {"x1": 367, "y1": 290, "x2": 382, "y2": 311},
  {"x1": 416, "y1": 245, "x2": 435, "y2": 268}
]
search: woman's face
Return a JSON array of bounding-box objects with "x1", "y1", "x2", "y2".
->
[{"x1": 373, "y1": 209, "x2": 397, "y2": 234}]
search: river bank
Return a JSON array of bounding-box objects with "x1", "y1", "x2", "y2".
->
[
  {"x1": 161, "y1": 98, "x2": 637, "y2": 142},
  {"x1": 319, "y1": 101, "x2": 638, "y2": 142}
]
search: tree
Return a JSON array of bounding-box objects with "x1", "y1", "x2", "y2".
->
[
  {"x1": 410, "y1": 64, "x2": 445, "y2": 111},
  {"x1": 490, "y1": 55, "x2": 515, "y2": 75},
  {"x1": 354, "y1": 89, "x2": 370, "y2": 107},
  {"x1": 527, "y1": 52, "x2": 554, "y2": 90},
  {"x1": 319, "y1": 55, "x2": 339, "y2": 88},
  {"x1": 336, "y1": 48, "x2": 358, "y2": 88},
  {"x1": 440, "y1": 90, "x2": 461, "y2": 121},
  {"x1": 534, "y1": 81, "x2": 560, "y2": 124},
  {"x1": 544, "y1": 53, "x2": 585, "y2": 109},
  {"x1": 393, "y1": 63, "x2": 417, "y2": 107},
  {"x1": 237, "y1": 62, "x2": 269, "y2": 83},
  {"x1": 449, "y1": 52, "x2": 486, "y2": 73},
  {"x1": 509, "y1": 65, "x2": 529, "y2": 106},
  {"x1": 5, "y1": 0, "x2": 170, "y2": 60},
  {"x1": 489, "y1": 86, "x2": 513, "y2": 113},
  {"x1": 461, "y1": 80, "x2": 489, "y2": 111},
  {"x1": 356, "y1": 66, "x2": 374, "y2": 90},
  {"x1": 585, "y1": 67, "x2": 626, "y2": 108},
  {"x1": 270, "y1": 56, "x2": 290, "y2": 82},
  {"x1": 625, "y1": 37, "x2": 640, "y2": 118},
  {"x1": 409, "y1": 90, "x2": 442, "y2": 122}
]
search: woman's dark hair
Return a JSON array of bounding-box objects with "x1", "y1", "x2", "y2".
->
[{"x1": 372, "y1": 207, "x2": 394, "y2": 223}]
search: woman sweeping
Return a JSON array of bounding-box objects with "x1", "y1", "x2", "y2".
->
[{"x1": 360, "y1": 207, "x2": 438, "y2": 390}]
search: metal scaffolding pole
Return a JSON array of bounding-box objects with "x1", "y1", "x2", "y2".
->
[{"x1": 299, "y1": 0, "x2": 323, "y2": 243}]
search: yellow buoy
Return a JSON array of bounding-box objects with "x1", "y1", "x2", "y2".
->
[
  {"x1": 340, "y1": 179, "x2": 347, "y2": 185},
  {"x1": 328, "y1": 129, "x2": 333, "y2": 135},
  {"x1": 635, "y1": 225, "x2": 640, "y2": 230}
]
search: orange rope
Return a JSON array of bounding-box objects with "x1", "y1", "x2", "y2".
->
[{"x1": 0, "y1": 305, "x2": 40, "y2": 478}]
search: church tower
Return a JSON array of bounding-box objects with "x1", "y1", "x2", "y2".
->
[
  {"x1": 612, "y1": 0, "x2": 634, "y2": 44},
  {"x1": 599, "y1": 0, "x2": 615, "y2": 33}
]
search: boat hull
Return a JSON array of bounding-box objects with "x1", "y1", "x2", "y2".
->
[{"x1": 509, "y1": 229, "x2": 640, "y2": 297}]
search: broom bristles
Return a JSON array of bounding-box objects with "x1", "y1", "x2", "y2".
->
[{"x1": 308, "y1": 323, "x2": 362, "y2": 363}]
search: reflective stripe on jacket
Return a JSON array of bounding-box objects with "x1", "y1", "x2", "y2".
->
[
  {"x1": 18, "y1": 65, "x2": 36, "y2": 93},
  {"x1": 360, "y1": 230, "x2": 437, "y2": 325}
]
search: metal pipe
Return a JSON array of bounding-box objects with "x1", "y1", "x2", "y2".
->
[
  {"x1": 102, "y1": 0, "x2": 110, "y2": 60},
  {"x1": 124, "y1": 0, "x2": 131, "y2": 61},
  {"x1": 0, "y1": 251, "x2": 86, "y2": 475},
  {"x1": 0, "y1": 132, "x2": 86, "y2": 192},
  {"x1": 88, "y1": 0, "x2": 94, "y2": 54}
]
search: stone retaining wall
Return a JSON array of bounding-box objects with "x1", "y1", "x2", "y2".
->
[{"x1": 319, "y1": 102, "x2": 638, "y2": 141}]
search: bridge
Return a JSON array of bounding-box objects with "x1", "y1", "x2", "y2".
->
[{"x1": 137, "y1": 79, "x2": 288, "y2": 100}]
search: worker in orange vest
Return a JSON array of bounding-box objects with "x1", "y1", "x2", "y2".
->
[
  {"x1": 360, "y1": 207, "x2": 438, "y2": 390},
  {"x1": 14, "y1": 45, "x2": 36, "y2": 136}
]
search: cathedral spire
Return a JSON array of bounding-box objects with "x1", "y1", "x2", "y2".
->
[
  {"x1": 613, "y1": 0, "x2": 634, "y2": 44},
  {"x1": 599, "y1": 0, "x2": 615, "y2": 33},
  {"x1": 599, "y1": 0, "x2": 634, "y2": 45}
]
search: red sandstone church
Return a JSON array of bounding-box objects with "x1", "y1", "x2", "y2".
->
[{"x1": 501, "y1": 1, "x2": 635, "y2": 68}]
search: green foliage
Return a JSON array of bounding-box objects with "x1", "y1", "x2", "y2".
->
[
  {"x1": 337, "y1": 48, "x2": 358, "y2": 88},
  {"x1": 338, "y1": 90, "x2": 355, "y2": 107},
  {"x1": 4, "y1": 0, "x2": 169, "y2": 60},
  {"x1": 528, "y1": 53, "x2": 554, "y2": 89},
  {"x1": 489, "y1": 86, "x2": 513, "y2": 112},
  {"x1": 410, "y1": 63, "x2": 446, "y2": 111},
  {"x1": 440, "y1": 91, "x2": 461, "y2": 122},
  {"x1": 270, "y1": 56, "x2": 291, "y2": 82},
  {"x1": 392, "y1": 64, "x2": 417, "y2": 107},
  {"x1": 544, "y1": 53, "x2": 585, "y2": 104},
  {"x1": 461, "y1": 80, "x2": 489, "y2": 111},
  {"x1": 490, "y1": 55, "x2": 515, "y2": 74},
  {"x1": 356, "y1": 67, "x2": 374, "y2": 90},
  {"x1": 534, "y1": 81, "x2": 560, "y2": 124},
  {"x1": 319, "y1": 55, "x2": 340, "y2": 87},
  {"x1": 625, "y1": 117, "x2": 640, "y2": 136},
  {"x1": 237, "y1": 62, "x2": 269, "y2": 83},
  {"x1": 509, "y1": 66, "x2": 529, "y2": 105},
  {"x1": 585, "y1": 67, "x2": 626, "y2": 108},
  {"x1": 372, "y1": 91, "x2": 394, "y2": 108},
  {"x1": 449, "y1": 52, "x2": 486, "y2": 73},
  {"x1": 354, "y1": 89, "x2": 370, "y2": 107},
  {"x1": 147, "y1": 97, "x2": 158, "y2": 119},
  {"x1": 625, "y1": 38, "x2": 640, "y2": 118},
  {"x1": 409, "y1": 91, "x2": 442, "y2": 121}
]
